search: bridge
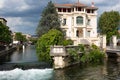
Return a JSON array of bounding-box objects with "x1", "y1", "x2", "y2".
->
[{"x1": 106, "y1": 46, "x2": 120, "y2": 57}]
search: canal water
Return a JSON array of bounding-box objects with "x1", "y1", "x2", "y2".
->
[{"x1": 0, "y1": 45, "x2": 120, "y2": 80}]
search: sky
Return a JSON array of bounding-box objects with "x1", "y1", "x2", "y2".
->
[{"x1": 0, "y1": 0, "x2": 120, "y2": 35}]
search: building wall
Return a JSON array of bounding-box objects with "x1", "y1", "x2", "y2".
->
[
  {"x1": 55, "y1": 3, "x2": 99, "y2": 46},
  {"x1": 0, "y1": 18, "x2": 7, "y2": 25}
]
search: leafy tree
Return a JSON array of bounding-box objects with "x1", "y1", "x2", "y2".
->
[
  {"x1": 36, "y1": 1, "x2": 61, "y2": 37},
  {"x1": 0, "y1": 22, "x2": 12, "y2": 44},
  {"x1": 36, "y1": 29, "x2": 73, "y2": 62},
  {"x1": 14, "y1": 32, "x2": 27, "y2": 43},
  {"x1": 29, "y1": 37, "x2": 38, "y2": 45},
  {"x1": 98, "y1": 11, "x2": 120, "y2": 44}
]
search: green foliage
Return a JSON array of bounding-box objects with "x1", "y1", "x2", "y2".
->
[
  {"x1": 98, "y1": 11, "x2": 120, "y2": 44},
  {"x1": 36, "y1": 1, "x2": 61, "y2": 37},
  {"x1": 29, "y1": 37, "x2": 38, "y2": 45},
  {"x1": 15, "y1": 32, "x2": 27, "y2": 42},
  {"x1": 80, "y1": 44, "x2": 105, "y2": 64},
  {"x1": 68, "y1": 44, "x2": 105, "y2": 64},
  {"x1": 62, "y1": 39, "x2": 73, "y2": 46},
  {"x1": 78, "y1": 44, "x2": 85, "y2": 52},
  {"x1": 0, "y1": 22, "x2": 12, "y2": 44},
  {"x1": 68, "y1": 49, "x2": 80, "y2": 62},
  {"x1": 36, "y1": 29, "x2": 64, "y2": 62}
]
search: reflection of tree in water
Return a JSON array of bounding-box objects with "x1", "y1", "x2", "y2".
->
[
  {"x1": 54, "y1": 64, "x2": 105, "y2": 80},
  {"x1": 106, "y1": 58, "x2": 120, "y2": 79}
]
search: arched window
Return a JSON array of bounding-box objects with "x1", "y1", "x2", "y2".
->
[{"x1": 76, "y1": 16, "x2": 83, "y2": 25}]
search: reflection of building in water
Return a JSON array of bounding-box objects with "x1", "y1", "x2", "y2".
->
[{"x1": 55, "y1": 1, "x2": 99, "y2": 46}]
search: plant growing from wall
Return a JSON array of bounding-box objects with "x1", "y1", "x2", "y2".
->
[
  {"x1": 80, "y1": 44, "x2": 105, "y2": 64},
  {"x1": 68, "y1": 44, "x2": 105, "y2": 64}
]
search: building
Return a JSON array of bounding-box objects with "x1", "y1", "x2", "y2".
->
[
  {"x1": 0, "y1": 18, "x2": 7, "y2": 25},
  {"x1": 55, "y1": 1, "x2": 99, "y2": 46}
]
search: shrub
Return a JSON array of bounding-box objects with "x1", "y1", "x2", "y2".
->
[
  {"x1": 36, "y1": 29, "x2": 73, "y2": 62},
  {"x1": 36, "y1": 29, "x2": 64, "y2": 62},
  {"x1": 62, "y1": 39, "x2": 73, "y2": 46},
  {"x1": 80, "y1": 44, "x2": 105, "y2": 64}
]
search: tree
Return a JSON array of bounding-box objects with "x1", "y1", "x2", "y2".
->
[
  {"x1": 98, "y1": 11, "x2": 120, "y2": 44},
  {"x1": 14, "y1": 32, "x2": 27, "y2": 43},
  {"x1": 0, "y1": 22, "x2": 12, "y2": 44},
  {"x1": 36, "y1": 1, "x2": 61, "y2": 37},
  {"x1": 36, "y1": 29, "x2": 64, "y2": 62}
]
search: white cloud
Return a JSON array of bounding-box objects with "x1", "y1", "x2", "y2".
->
[
  {"x1": 6, "y1": 17, "x2": 23, "y2": 30},
  {"x1": 0, "y1": 0, "x2": 4, "y2": 8},
  {"x1": 0, "y1": 0, "x2": 120, "y2": 35}
]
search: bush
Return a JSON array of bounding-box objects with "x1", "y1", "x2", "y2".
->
[
  {"x1": 36, "y1": 29, "x2": 64, "y2": 62},
  {"x1": 62, "y1": 39, "x2": 73, "y2": 46},
  {"x1": 80, "y1": 44, "x2": 105, "y2": 64},
  {"x1": 68, "y1": 49, "x2": 80, "y2": 62}
]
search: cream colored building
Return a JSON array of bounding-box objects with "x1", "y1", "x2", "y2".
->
[
  {"x1": 55, "y1": 2, "x2": 99, "y2": 46},
  {"x1": 0, "y1": 18, "x2": 7, "y2": 25}
]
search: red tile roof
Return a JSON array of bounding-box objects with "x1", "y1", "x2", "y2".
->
[
  {"x1": 86, "y1": 6, "x2": 98, "y2": 10},
  {"x1": 54, "y1": 4, "x2": 73, "y2": 8},
  {"x1": 74, "y1": 2, "x2": 87, "y2": 7},
  {"x1": 54, "y1": 2, "x2": 98, "y2": 10}
]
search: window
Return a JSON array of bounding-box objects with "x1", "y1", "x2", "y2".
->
[
  {"x1": 76, "y1": 29, "x2": 83, "y2": 37},
  {"x1": 76, "y1": 30, "x2": 79, "y2": 37},
  {"x1": 76, "y1": 16, "x2": 83, "y2": 25},
  {"x1": 63, "y1": 29, "x2": 66, "y2": 36},
  {"x1": 62, "y1": 18, "x2": 66, "y2": 26},
  {"x1": 87, "y1": 19, "x2": 90, "y2": 25},
  {"x1": 86, "y1": 31, "x2": 90, "y2": 37}
]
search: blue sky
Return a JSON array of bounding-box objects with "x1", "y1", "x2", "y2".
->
[{"x1": 0, "y1": 0, "x2": 120, "y2": 35}]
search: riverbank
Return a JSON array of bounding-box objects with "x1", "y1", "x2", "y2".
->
[{"x1": 0, "y1": 47, "x2": 16, "y2": 57}]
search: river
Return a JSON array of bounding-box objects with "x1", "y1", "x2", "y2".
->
[{"x1": 0, "y1": 45, "x2": 120, "y2": 80}]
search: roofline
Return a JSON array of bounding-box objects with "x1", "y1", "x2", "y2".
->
[
  {"x1": 0, "y1": 18, "x2": 7, "y2": 22},
  {"x1": 54, "y1": 3, "x2": 98, "y2": 10}
]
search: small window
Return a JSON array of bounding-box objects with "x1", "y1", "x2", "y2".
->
[
  {"x1": 58, "y1": 8, "x2": 62, "y2": 12},
  {"x1": 76, "y1": 16, "x2": 83, "y2": 25},
  {"x1": 86, "y1": 31, "x2": 90, "y2": 37},
  {"x1": 78, "y1": 7, "x2": 81, "y2": 11},
  {"x1": 76, "y1": 30, "x2": 79, "y2": 37},
  {"x1": 68, "y1": 8, "x2": 71, "y2": 12},
  {"x1": 62, "y1": 18, "x2": 66, "y2": 26},
  {"x1": 87, "y1": 19, "x2": 90, "y2": 25}
]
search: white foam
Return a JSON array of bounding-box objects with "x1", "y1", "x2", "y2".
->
[{"x1": 0, "y1": 68, "x2": 53, "y2": 80}]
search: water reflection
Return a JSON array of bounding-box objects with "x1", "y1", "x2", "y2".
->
[
  {"x1": 1, "y1": 45, "x2": 120, "y2": 80},
  {"x1": 54, "y1": 57, "x2": 120, "y2": 80},
  {"x1": 10, "y1": 45, "x2": 38, "y2": 63},
  {"x1": 54, "y1": 64, "x2": 105, "y2": 80}
]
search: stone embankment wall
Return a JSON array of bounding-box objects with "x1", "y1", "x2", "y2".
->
[
  {"x1": 0, "y1": 47, "x2": 16, "y2": 58},
  {"x1": 50, "y1": 45, "x2": 81, "y2": 69}
]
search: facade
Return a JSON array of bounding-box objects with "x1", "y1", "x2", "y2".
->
[
  {"x1": 55, "y1": 2, "x2": 99, "y2": 46},
  {"x1": 0, "y1": 18, "x2": 7, "y2": 25}
]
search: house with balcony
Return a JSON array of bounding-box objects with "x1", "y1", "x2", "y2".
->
[{"x1": 54, "y1": 1, "x2": 99, "y2": 46}]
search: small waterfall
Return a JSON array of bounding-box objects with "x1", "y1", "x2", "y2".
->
[{"x1": 0, "y1": 68, "x2": 53, "y2": 80}]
